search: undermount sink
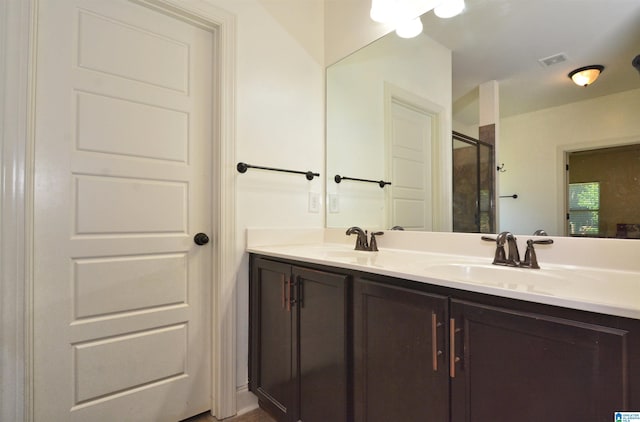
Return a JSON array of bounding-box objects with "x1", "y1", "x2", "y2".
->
[{"x1": 422, "y1": 262, "x2": 569, "y2": 295}]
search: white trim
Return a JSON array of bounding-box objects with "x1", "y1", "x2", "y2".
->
[
  {"x1": 1, "y1": 0, "x2": 238, "y2": 420},
  {"x1": 235, "y1": 384, "x2": 259, "y2": 416},
  {"x1": 207, "y1": 6, "x2": 238, "y2": 419},
  {"x1": 1, "y1": 0, "x2": 36, "y2": 420}
]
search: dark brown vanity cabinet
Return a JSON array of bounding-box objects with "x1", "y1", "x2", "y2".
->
[
  {"x1": 353, "y1": 278, "x2": 633, "y2": 422},
  {"x1": 449, "y1": 299, "x2": 629, "y2": 422},
  {"x1": 251, "y1": 255, "x2": 638, "y2": 422},
  {"x1": 249, "y1": 256, "x2": 349, "y2": 422},
  {"x1": 353, "y1": 278, "x2": 450, "y2": 421}
]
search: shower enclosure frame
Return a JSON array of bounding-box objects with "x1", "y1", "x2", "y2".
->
[{"x1": 452, "y1": 131, "x2": 495, "y2": 233}]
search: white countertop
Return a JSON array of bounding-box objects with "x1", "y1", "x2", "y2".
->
[{"x1": 246, "y1": 229, "x2": 640, "y2": 320}]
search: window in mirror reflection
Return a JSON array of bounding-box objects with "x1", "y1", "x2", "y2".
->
[
  {"x1": 567, "y1": 144, "x2": 640, "y2": 238},
  {"x1": 568, "y1": 182, "x2": 600, "y2": 237}
]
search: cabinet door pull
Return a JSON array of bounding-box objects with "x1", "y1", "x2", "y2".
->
[
  {"x1": 298, "y1": 278, "x2": 304, "y2": 308},
  {"x1": 450, "y1": 318, "x2": 462, "y2": 378},
  {"x1": 287, "y1": 275, "x2": 292, "y2": 312},
  {"x1": 432, "y1": 312, "x2": 438, "y2": 371},
  {"x1": 281, "y1": 277, "x2": 286, "y2": 310}
]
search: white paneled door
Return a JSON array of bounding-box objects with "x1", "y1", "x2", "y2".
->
[
  {"x1": 388, "y1": 99, "x2": 434, "y2": 231},
  {"x1": 33, "y1": 1, "x2": 213, "y2": 420}
]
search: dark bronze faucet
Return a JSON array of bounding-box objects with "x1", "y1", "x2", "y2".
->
[
  {"x1": 346, "y1": 227, "x2": 369, "y2": 250},
  {"x1": 346, "y1": 227, "x2": 383, "y2": 251},
  {"x1": 482, "y1": 232, "x2": 553, "y2": 269},
  {"x1": 482, "y1": 231, "x2": 519, "y2": 266}
]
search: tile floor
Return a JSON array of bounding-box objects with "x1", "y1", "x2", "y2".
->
[{"x1": 183, "y1": 408, "x2": 276, "y2": 422}]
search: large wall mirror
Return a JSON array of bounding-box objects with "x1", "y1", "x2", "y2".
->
[{"x1": 326, "y1": 0, "x2": 640, "y2": 237}]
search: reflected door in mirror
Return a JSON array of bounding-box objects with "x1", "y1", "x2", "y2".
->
[{"x1": 388, "y1": 99, "x2": 434, "y2": 230}]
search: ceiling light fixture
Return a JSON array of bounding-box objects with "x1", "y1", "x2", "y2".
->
[
  {"x1": 395, "y1": 17, "x2": 424, "y2": 38},
  {"x1": 370, "y1": 0, "x2": 465, "y2": 39},
  {"x1": 568, "y1": 65, "x2": 604, "y2": 87},
  {"x1": 434, "y1": 0, "x2": 465, "y2": 18},
  {"x1": 632, "y1": 54, "x2": 640, "y2": 75},
  {"x1": 369, "y1": 0, "x2": 396, "y2": 23}
]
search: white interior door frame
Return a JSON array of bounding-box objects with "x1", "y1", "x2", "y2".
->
[
  {"x1": 556, "y1": 135, "x2": 640, "y2": 237},
  {"x1": 0, "y1": 0, "x2": 238, "y2": 420},
  {"x1": 383, "y1": 82, "x2": 450, "y2": 231}
]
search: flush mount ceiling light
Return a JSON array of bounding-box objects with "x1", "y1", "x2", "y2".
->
[
  {"x1": 371, "y1": 0, "x2": 465, "y2": 38},
  {"x1": 633, "y1": 54, "x2": 640, "y2": 75},
  {"x1": 568, "y1": 65, "x2": 604, "y2": 87}
]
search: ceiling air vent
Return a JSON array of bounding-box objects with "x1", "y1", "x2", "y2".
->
[{"x1": 538, "y1": 53, "x2": 568, "y2": 67}]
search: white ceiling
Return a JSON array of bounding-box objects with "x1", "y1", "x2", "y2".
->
[{"x1": 418, "y1": 0, "x2": 640, "y2": 125}]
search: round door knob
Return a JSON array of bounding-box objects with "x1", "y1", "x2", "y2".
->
[{"x1": 194, "y1": 233, "x2": 210, "y2": 246}]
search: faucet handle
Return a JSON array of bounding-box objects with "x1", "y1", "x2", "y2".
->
[
  {"x1": 481, "y1": 234, "x2": 509, "y2": 246},
  {"x1": 521, "y1": 238, "x2": 554, "y2": 269},
  {"x1": 531, "y1": 239, "x2": 554, "y2": 245},
  {"x1": 481, "y1": 235, "x2": 507, "y2": 265},
  {"x1": 369, "y1": 231, "x2": 383, "y2": 251},
  {"x1": 346, "y1": 226, "x2": 371, "y2": 251}
]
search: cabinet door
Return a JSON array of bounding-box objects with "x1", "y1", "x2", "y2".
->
[
  {"x1": 353, "y1": 278, "x2": 449, "y2": 422},
  {"x1": 250, "y1": 258, "x2": 295, "y2": 421},
  {"x1": 450, "y1": 299, "x2": 629, "y2": 422},
  {"x1": 294, "y1": 267, "x2": 349, "y2": 422}
]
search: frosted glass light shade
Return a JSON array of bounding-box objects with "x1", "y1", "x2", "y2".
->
[
  {"x1": 568, "y1": 65, "x2": 604, "y2": 87},
  {"x1": 371, "y1": 0, "x2": 443, "y2": 24},
  {"x1": 370, "y1": 0, "x2": 394, "y2": 23},
  {"x1": 370, "y1": 0, "x2": 459, "y2": 39},
  {"x1": 395, "y1": 17, "x2": 424, "y2": 38},
  {"x1": 434, "y1": 0, "x2": 465, "y2": 18}
]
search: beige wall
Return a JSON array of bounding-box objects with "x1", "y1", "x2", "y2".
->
[
  {"x1": 219, "y1": 0, "x2": 452, "y2": 390},
  {"x1": 324, "y1": 0, "x2": 394, "y2": 65},
  {"x1": 203, "y1": 0, "x2": 326, "y2": 388},
  {"x1": 326, "y1": 31, "x2": 452, "y2": 229},
  {"x1": 499, "y1": 88, "x2": 640, "y2": 236}
]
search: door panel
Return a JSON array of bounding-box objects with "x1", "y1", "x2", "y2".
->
[
  {"x1": 353, "y1": 279, "x2": 449, "y2": 422},
  {"x1": 388, "y1": 99, "x2": 434, "y2": 230},
  {"x1": 73, "y1": 324, "x2": 187, "y2": 403},
  {"x1": 33, "y1": 0, "x2": 213, "y2": 420},
  {"x1": 73, "y1": 253, "x2": 187, "y2": 318},
  {"x1": 295, "y1": 267, "x2": 349, "y2": 422},
  {"x1": 76, "y1": 91, "x2": 189, "y2": 161},
  {"x1": 250, "y1": 259, "x2": 295, "y2": 421},
  {"x1": 74, "y1": 176, "x2": 187, "y2": 233},
  {"x1": 76, "y1": 9, "x2": 189, "y2": 92},
  {"x1": 450, "y1": 300, "x2": 628, "y2": 422}
]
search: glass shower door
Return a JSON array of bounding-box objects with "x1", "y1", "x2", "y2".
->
[{"x1": 452, "y1": 132, "x2": 494, "y2": 233}]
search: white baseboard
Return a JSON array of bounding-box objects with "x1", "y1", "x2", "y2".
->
[{"x1": 235, "y1": 385, "x2": 259, "y2": 416}]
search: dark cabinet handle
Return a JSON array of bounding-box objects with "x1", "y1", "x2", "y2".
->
[
  {"x1": 432, "y1": 313, "x2": 439, "y2": 371},
  {"x1": 282, "y1": 277, "x2": 286, "y2": 310},
  {"x1": 450, "y1": 318, "x2": 462, "y2": 378},
  {"x1": 298, "y1": 278, "x2": 304, "y2": 308},
  {"x1": 194, "y1": 233, "x2": 209, "y2": 245},
  {"x1": 287, "y1": 275, "x2": 292, "y2": 312}
]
